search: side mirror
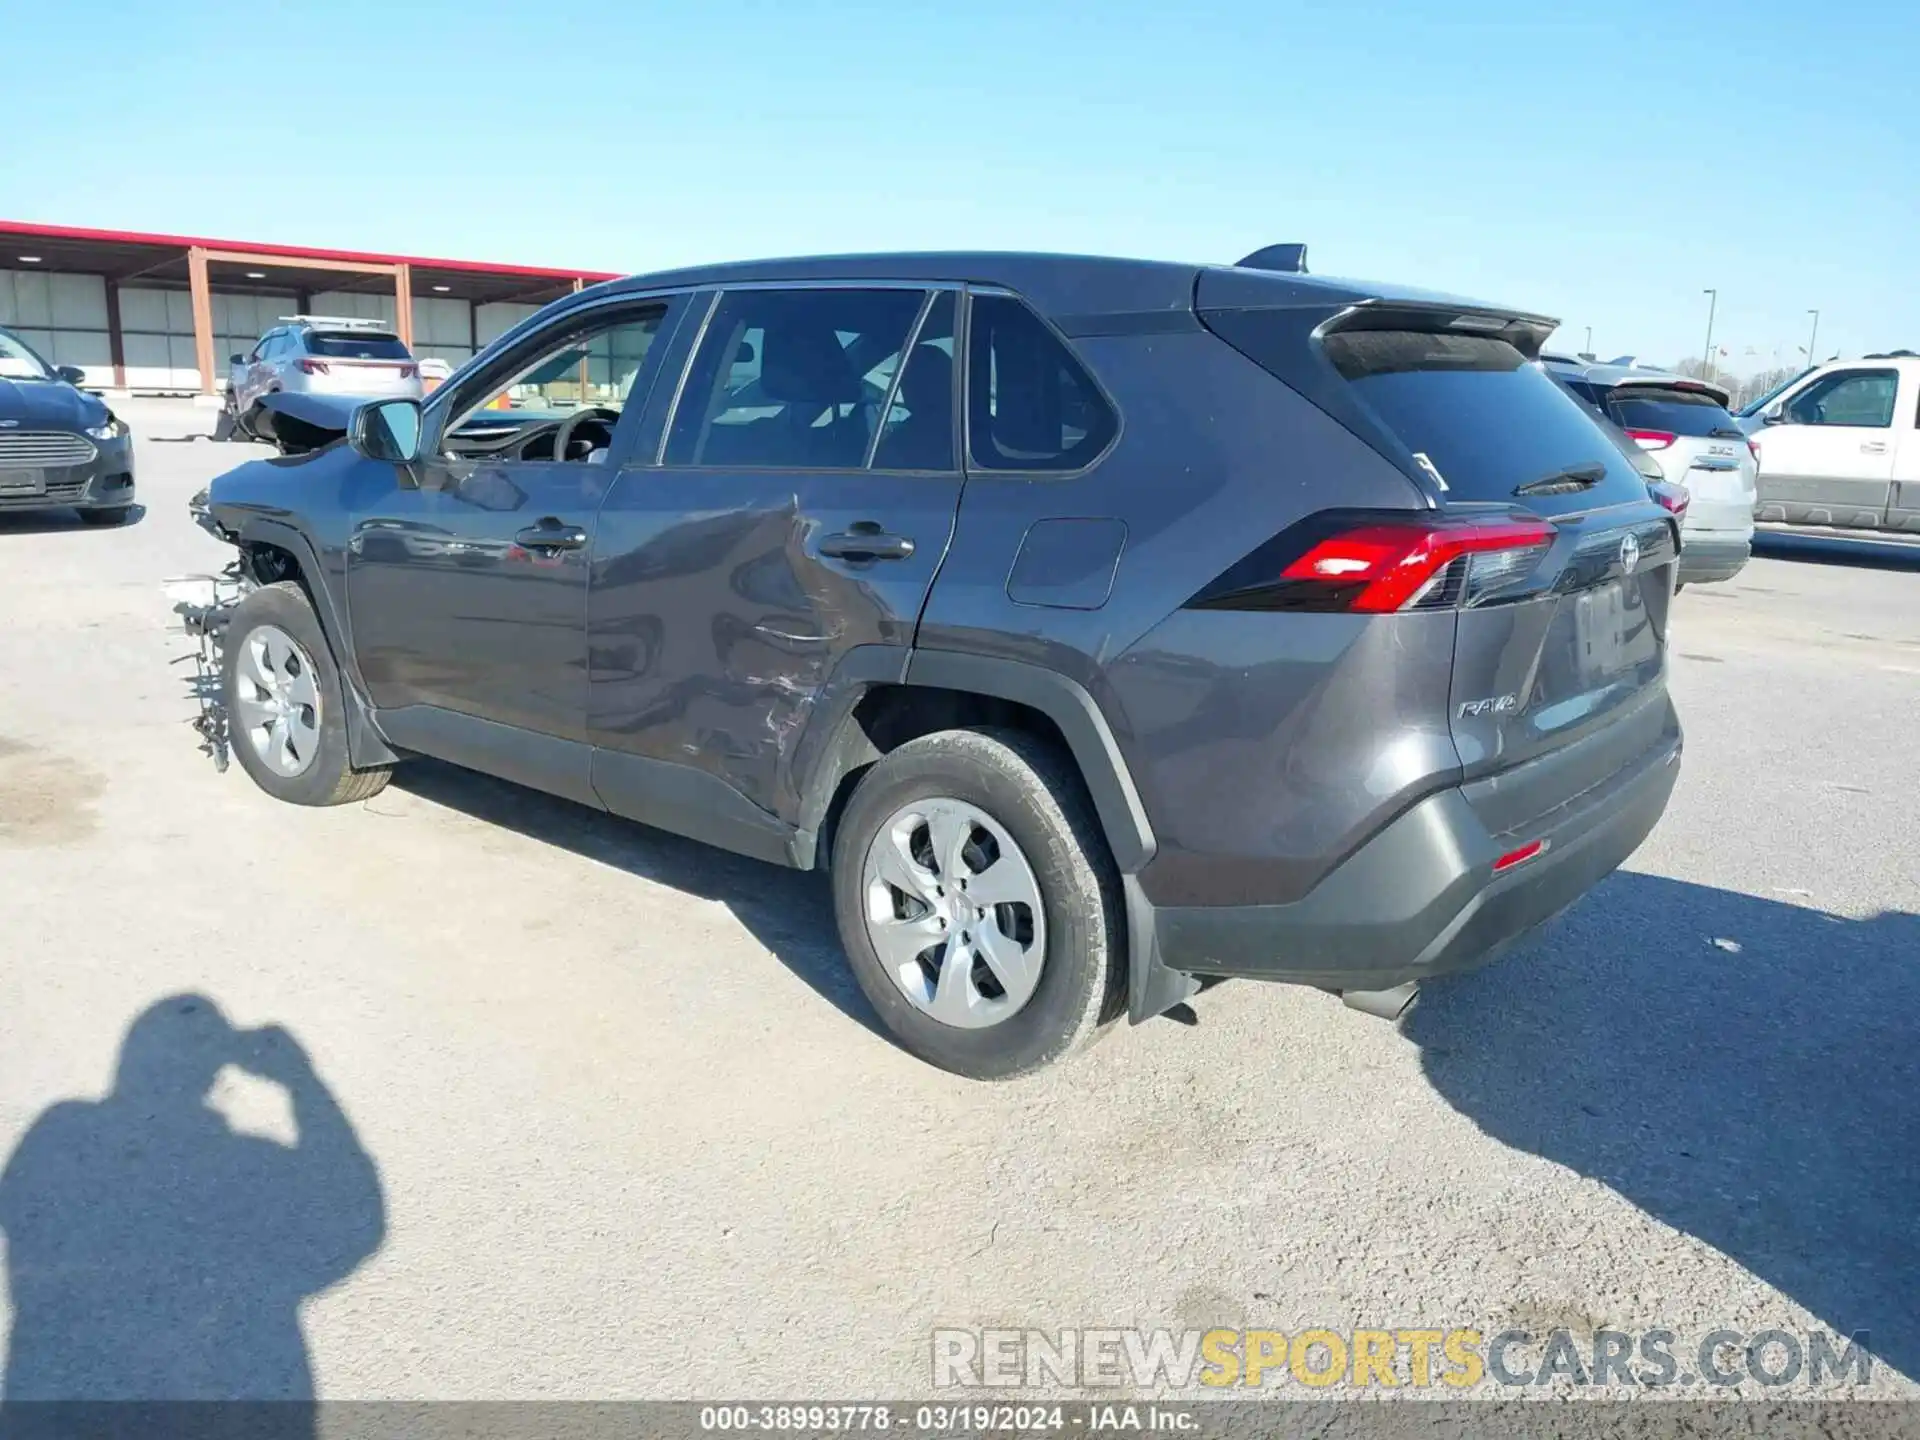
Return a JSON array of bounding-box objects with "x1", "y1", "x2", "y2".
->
[
  {"x1": 229, "y1": 353, "x2": 245, "y2": 366},
  {"x1": 351, "y1": 398, "x2": 424, "y2": 464},
  {"x1": 54, "y1": 364, "x2": 86, "y2": 386},
  {"x1": 1761, "y1": 403, "x2": 1787, "y2": 425}
]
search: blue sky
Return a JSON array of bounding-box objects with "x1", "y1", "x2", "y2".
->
[{"x1": 5, "y1": 0, "x2": 1915, "y2": 372}]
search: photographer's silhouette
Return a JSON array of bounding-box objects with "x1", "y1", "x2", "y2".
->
[{"x1": 0, "y1": 994, "x2": 384, "y2": 1413}]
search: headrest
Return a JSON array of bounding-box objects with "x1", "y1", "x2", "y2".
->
[{"x1": 759, "y1": 324, "x2": 862, "y2": 406}]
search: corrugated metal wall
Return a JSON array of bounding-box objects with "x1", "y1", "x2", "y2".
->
[
  {"x1": 1, "y1": 267, "x2": 554, "y2": 392},
  {"x1": 0, "y1": 270, "x2": 113, "y2": 384}
]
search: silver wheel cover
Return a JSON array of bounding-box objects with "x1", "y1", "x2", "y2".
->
[
  {"x1": 233, "y1": 623, "x2": 323, "y2": 779},
  {"x1": 860, "y1": 797, "x2": 1047, "y2": 1029}
]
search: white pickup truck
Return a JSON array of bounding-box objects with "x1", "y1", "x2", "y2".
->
[{"x1": 1741, "y1": 351, "x2": 1920, "y2": 537}]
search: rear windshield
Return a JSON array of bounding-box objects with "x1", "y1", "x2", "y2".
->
[
  {"x1": 1603, "y1": 387, "x2": 1741, "y2": 438},
  {"x1": 305, "y1": 331, "x2": 410, "y2": 360},
  {"x1": 1322, "y1": 330, "x2": 1650, "y2": 511}
]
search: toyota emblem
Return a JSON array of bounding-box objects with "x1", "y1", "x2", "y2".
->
[{"x1": 1619, "y1": 533, "x2": 1641, "y2": 575}]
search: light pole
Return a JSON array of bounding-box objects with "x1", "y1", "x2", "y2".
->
[
  {"x1": 1805, "y1": 309, "x2": 1820, "y2": 366},
  {"x1": 1701, "y1": 289, "x2": 1718, "y2": 383},
  {"x1": 1584, "y1": 326, "x2": 1592, "y2": 356}
]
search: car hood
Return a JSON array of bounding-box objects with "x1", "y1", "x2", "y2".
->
[{"x1": 0, "y1": 378, "x2": 106, "y2": 429}]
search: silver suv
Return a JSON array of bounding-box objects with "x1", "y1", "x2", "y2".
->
[
  {"x1": 1544, "y1": 356, "x2": 1757, "y2": 584},
  {"x1": 226, "y1": 317, "x2": 423, "y2": 418}
]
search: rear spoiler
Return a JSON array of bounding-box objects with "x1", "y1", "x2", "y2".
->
[{"x1": 1604, "y1": 375, "x2": 1732, "y2": 407}]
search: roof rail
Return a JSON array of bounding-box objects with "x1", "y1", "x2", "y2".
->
[
  {"x1": 278, "y1": 314, "x2": 392, "y2": 330},
  {"x1": 1235, "y1": 243, "x2": 1309, "y2": 274},
  {"x1": 1863, "y1": 349, "x2": 1917, "y2": 359}
]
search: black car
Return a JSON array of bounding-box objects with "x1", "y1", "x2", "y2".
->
[
  {"x1": 0, "y1": 326, "x2": 136, "y2": 523},
  {"x1": 185, "y1": 248, "x2": 1681, "y2": 1079}
]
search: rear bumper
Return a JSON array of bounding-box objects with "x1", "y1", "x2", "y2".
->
[
  {"x1": 1148, "y1": 726, "x2": 1681, "y2": 992},
  {"x1": 1677, "y1": 532, "x2": 1751, "y2": 584}
]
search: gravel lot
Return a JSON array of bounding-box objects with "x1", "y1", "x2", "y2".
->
[{"x1": 1, "y1": 401, "x2": 1915, "y2": 1402}]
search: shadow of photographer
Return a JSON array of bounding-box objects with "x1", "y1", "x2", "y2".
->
[{"x1": 0, "y1": 995, "x2": 384, "y2": 1434}]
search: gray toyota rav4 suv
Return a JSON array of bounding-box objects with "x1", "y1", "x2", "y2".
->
[{"x1": 185, "y1": 249, "x2": 1683, "y2": 1078}]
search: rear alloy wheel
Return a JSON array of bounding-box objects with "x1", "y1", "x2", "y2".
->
[
  {"x1": 861, "y1": 796, "x2": 1048, "y2": 1029},
  {"x1": 831, "y1": 728, "x2": 1123, "y2": 1079}
]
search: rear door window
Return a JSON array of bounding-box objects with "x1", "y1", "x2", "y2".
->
[
  {"x1": 665, "y1": 288, "x2": 927, "y2": 469},
  {"x1": 966, "y1": 294, "x2": 1116, "y2": 472},
  {"x1": 872, "y1": 292, "x2": 957, "y2": 471},
  {"x1": 1322, "y1": 329, "x2": 1649, "y2": 513},
  {"x1": 1602, "y1": 388, "x2": 1743, "y2": 438}
]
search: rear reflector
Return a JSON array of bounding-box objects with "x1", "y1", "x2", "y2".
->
[
  {"x1": 1648, "y1": 480, "x2": 1690, "y2": 517},
  {"x1": 1626, "y1": 428, "x2": 1676, "y2": 451},
  {"x1": 1492, "y1": 838, "x2": 1549, "y2": 873}
]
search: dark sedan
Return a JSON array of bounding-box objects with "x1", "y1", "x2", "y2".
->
[{"x1": 0, "y1": 326, "x2": 136, "y2": 524}]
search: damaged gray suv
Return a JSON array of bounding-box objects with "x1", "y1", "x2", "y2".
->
[{"x1": 182, "y1": 248, "x2": 1682, "y2": 1079}]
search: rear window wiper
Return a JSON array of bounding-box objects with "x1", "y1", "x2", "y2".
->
[{"x1": 1514, "y1": 461, "x2": 1605, "y2": 497}]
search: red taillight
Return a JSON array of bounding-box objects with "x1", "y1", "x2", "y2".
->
[
  {"x1": 296, "y1": 358, "x2": 330, "y2": 375},
  {"x1": 1626, "y1": 428, "x2": 1676, "y2": 451},
  {"x1": 1747, "y1": 438, "x2": 1761, "y2": 464},
  {"x1": 1493, "y1": 838, "x2": 1549, "y2": 873},
  {"x1": 1648, "y1": 480, "x2": 1691, "y2": 517},
  {"x1": 1275, "y1": 517, "x2": 1556, "y2": 613}
]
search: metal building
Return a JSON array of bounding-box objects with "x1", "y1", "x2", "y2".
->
[{"x1": 0, "y1": 220, "x2": 617, "y2": 394}]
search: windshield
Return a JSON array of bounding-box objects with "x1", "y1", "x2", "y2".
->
[
  {"x1": 1324, "y1": 329, "x2": 1651, "y2": 515},
  {"x1": 1604, "y1": 388, "x2": 1743, "y2": 438},
  {"x1": 0, "y1": 329, "x2": 55, "y2": 381}
]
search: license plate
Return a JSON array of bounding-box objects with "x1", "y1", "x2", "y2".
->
[
  {"x1": 1573, "y1": 581, "x2": 1631, "y2": 681},
  {"x1": 0, "y1": 469, "x2": 44, "y2": 497}
]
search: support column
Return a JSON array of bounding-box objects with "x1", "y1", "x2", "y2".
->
[
  {"x1": 104, "y1": 278, "x2": 126, "y2": 390},
  {"x1": 187, "y1": 246, "x2": 215, "y2": 395},
  {"x1": 394, "y1": 262, "x2": 414, "y2": 349}
]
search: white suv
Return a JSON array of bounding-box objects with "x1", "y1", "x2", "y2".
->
[
  {"x1": 1544, "y1": 356, "x2": 1757, "y2": 584},
  {"x1": 226, "y1": 316, "x2": 424, "y2": 419},
  {"x1": 1739, "y1": 352, "x2": 1920, "y2": 538}
]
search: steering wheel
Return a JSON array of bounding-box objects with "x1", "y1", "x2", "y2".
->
[{"x1": 551, "y1": 406, "x2": 622, "y2": 462}]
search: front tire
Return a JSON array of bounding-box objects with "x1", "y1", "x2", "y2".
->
[
  {"x1": 222, "y1": 581, "x2": 391, "y2": 806},
  {"x1": 830, "y1": 728, "x2": 1124, "y2": 1080}
]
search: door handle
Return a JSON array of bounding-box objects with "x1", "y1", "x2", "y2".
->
[
  {"x1": 514, "y1": 521, "x2": 588, "y2": 550},
  {"x1": 818, "y1": 524, "x2": 915, "y2": 561},
  {"x1": 1861, "y1": 441, "x2": 1889, "y2": 454}
]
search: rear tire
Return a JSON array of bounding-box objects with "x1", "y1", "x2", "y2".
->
[
  {"x1": 830, "y1": 727, "x2": 1124, "y2": 1080},
  {"x1": 222, "y1": 581, "x2": 391, "y2": 806}
]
